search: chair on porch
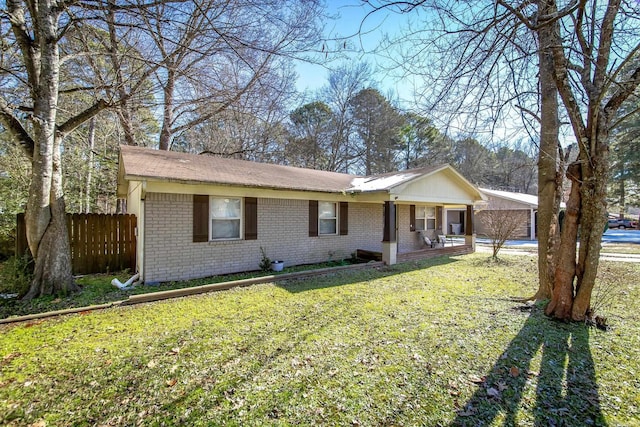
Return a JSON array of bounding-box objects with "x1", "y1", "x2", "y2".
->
[{"x1": 419, "y1": 231, "x2": 444, "y2": 248}]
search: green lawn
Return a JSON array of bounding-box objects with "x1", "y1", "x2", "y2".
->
[
  {"x1": 0, "y1": 260, "x2": 362, "y2": 319},
  {"x1": 1, "y1": 254, "x2": 639, "y2": 426},
  {"x1": 600, "y1": 243, "x2": 640, "y2": 255}
]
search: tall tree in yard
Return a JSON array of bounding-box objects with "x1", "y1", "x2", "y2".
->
[
  {"x1": 2, "y1": 0, "x2": 91, "y2": 298},
  {"x1": 1, "y1": 0, "x2": 160, "y2": 299},
  {"x1": 540, "y1": 0, "x2": 640, "y2": 320},
  {"x1": 369, "y1": 0, "x2": 640, "y2": 320},
  {"x1": 534, "y1": 0, "x2": 563, "y2": 302},
  {"x1": 0, "y1": 0, "x2": 323, "y2": 299}
]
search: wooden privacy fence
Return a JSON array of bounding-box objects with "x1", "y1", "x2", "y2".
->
[{"x1": 17, "y1": 213, "x2": 136, "y2": 275}]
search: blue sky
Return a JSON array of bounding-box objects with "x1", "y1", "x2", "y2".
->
[
  {"x1": 295, "y1": 1, "x2": 413, "y2": 100},
  {"x1": 292, "y1": 1, "x2": 543, "y2": 144}
]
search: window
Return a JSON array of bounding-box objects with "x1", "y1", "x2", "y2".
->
[
  {"x1": 211, "y1": 197, "x2": 241, "y2": 239},
  {"x1": 416, "y1": 206, "x2": 436, "y2": 231},
  {"x1": 318, "y1": 201, "x2": 337, "y2": 235}
]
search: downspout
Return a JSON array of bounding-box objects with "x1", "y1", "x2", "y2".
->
[
  {"x1": 138, "y1": 181, "x2": 147, "y2": 282},
  {"x1": 112, "y1": 272, "x2": 141, "y2": 289}
]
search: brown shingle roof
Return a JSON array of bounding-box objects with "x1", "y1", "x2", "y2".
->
[{"x1": 119, "y1": 145, "x2": 359, "y2": 193}]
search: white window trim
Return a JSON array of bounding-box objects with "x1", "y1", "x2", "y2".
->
[
  {"x1": 416, "y1": 205, "x2": 436, "y2": 231},
  {"x1": 210, "y1": 196, "x2": 243, "y2": 241},
  {"x1": 318, "y1": 201, "x2": 338, "y2": 236}
]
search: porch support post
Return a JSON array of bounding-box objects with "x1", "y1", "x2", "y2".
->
[
  {"x1": 530, "y1": 209, "x2": 536, "y2": 241},
  {"x1": 382, "y1": 201, "x2": 397, "y2": 265},
  {"x1": 442, "y1": 207, "x2": 448, "y2": 234},
  {"x1": 465, "y1": 204, "x2": 476, "y2": 251}
]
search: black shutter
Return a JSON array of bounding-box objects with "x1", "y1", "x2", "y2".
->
[
  {"x1": 245, "y1": 197, "x2": 257, "y2": 240},
  {"x1": 410, "y1": 205, "x2": 416, "y2": 232},
  {"x1": 309, "y1": 200, "x2": 318, "y2": 237},
  {"x1": 193, "y1": 195, "x2": 209, "y2": 242},
  {"x1": 339, "y1": 202, "x2": 348, "y2": 236}
]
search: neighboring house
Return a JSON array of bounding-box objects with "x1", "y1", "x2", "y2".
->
[
  {"x1": 476, "y1": 188, "x2": 540, "y2": 240},
  {"x1": 117, "y1": 146, "x2": 485, "y2": 283}
]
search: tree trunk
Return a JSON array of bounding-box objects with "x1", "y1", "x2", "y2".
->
[
  {"x1": 618, "y1": 178, "x2": 625, "y2": 218},
  {"x1": 159, "y1": 69, "x2": 176, "y2": 151},
  {"x1": 21, "y1": 0, "x2": 76, "y2": 300},
  {"x1": 546, "y1": 162, "x2": 581, "y2": 319},
  {"x1": 23, "y1": 135, "x2": 77, "y2": 300},
  {"x1": 534, "y1": 0, "x2": 561, "y2": 301},
  {"x1": 572, "y1": 142, "x2": 609, "y2": 320},
  {"x1": 23, "y1": 188, "x2": 76, "y2": 299},
  {"x1": 85, "y1": 117, "x2": 95, "y2": 213},
  {"x1": 106, "y1": 0, "x2": 137, "y2": 146},
  {"x1": 543, "y1": 0, "x2": 623, "y2": 321}
]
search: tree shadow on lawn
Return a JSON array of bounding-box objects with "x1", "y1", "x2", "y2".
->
[
  {"x1": 451, "y1": 307, "x2": 606, "y2": 426},
  {"x1": 276, "y1": 255, "x2": 462, "y2": 294}
]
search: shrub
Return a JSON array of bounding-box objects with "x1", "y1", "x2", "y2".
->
[
  {"x1": 0, "y1": 254, "x2": 33, "y2": 297},
  {"x1": 259, "y1": 247, "x2": 271, "y2": 272}
]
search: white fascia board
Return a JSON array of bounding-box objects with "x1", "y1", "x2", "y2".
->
[{"x1": 392, "y1": 194, "x2": 483, "y2": 205}]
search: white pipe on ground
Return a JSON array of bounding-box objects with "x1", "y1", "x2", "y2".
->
[{"x1": 111, "y1": 273, "x2": 140, "y2": 290}]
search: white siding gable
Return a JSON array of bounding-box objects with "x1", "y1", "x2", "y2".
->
[{"x1": 392, "y1": 170, "x2": 479, "y2": 205}]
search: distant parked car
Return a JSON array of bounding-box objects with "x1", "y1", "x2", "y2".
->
[{"x1": 608, "y1": 218, "x2": 634, "y2": 229}]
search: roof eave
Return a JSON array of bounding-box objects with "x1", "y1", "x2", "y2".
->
[
  {"x1": 480, "y1": 190, "x2": 537, "y2": 208},
  {"x1": 122, "y1": 174, "x2": 354, "y2": 195}
]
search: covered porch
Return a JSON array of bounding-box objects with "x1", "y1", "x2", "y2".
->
[
  {"x1": 383, "y1": 201, "x2": 479, "y2": 264},
  {"x1": 397, "y1": 243, "x2": 474, "y2": 263},
  {"x1": 346, "y1": 164, "x2": 486, "y2": 266},
  {"x1": 357, "y1": 242, "x2": 473, "y2": 264}
]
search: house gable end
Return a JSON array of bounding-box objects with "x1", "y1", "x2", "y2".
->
[{"x1": 391, "y1": 168, "x2": 483, "y2": 205}]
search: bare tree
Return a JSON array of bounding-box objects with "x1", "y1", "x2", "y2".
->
[
  {"x1": 539, "y1": 0, "x2": 640, "y2": 320},
  {"x1": 477, "y1": 202, "x2": 526, "y2": 259},
  {"x1": 320, "y1": 62, "x2": 374, "y2": 173},
  {"x1": 0, "y1": 0, "x2": 114, "y2": 298},
  {"x1": 178, "y1": 61, "x2": 296, "y2": 162},
  {"x1": 0, "y1": 0, "x2": 322, "y2": 299},
  {"x1": 367, "y1": 0, "x2": 640, "y2": 321},
  {"x1": 129, "y1": 0, "x2": 323, "y2": 151}
]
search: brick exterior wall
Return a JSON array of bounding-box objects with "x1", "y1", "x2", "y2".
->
[
  {"x1": 143, "y1": 193, "x2": 384, "y2": 283},
  {"x1": 396, "y1": 204, "x2": 445, "y2": 253},
  {"x1": 397, "y1": 204, "x2": 424, "y2": 253}
]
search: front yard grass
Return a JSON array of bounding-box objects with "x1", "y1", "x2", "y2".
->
[
  {"x1": 1, "y1": 254, "x2": 639, "y2": 426},
  {"x1": 0, "y1": 259, "x2": 361, "y2": 319},
  {"x1": 600, "y1": 243, "x2": 640, "y2": 254}
]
